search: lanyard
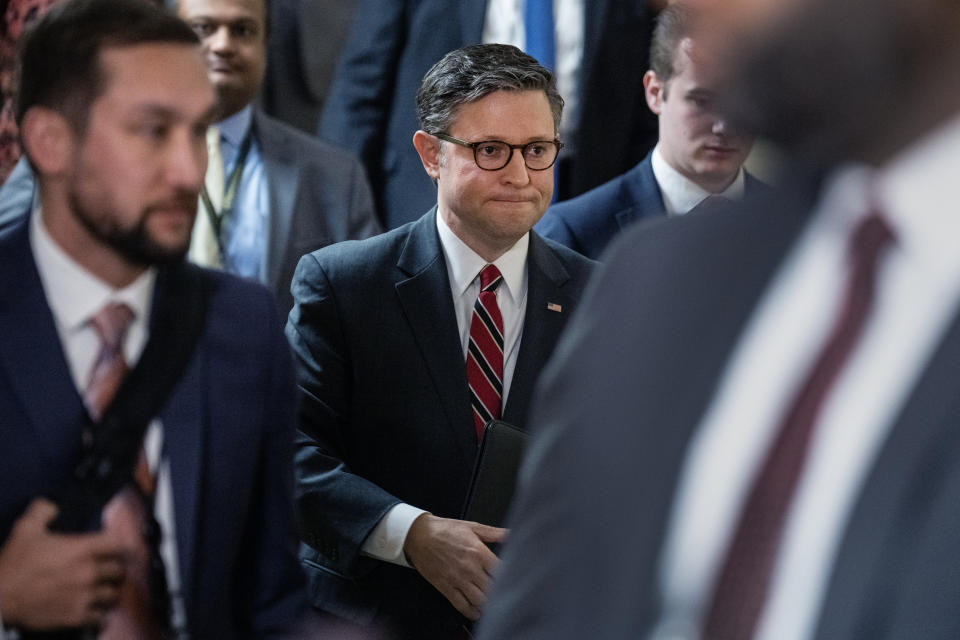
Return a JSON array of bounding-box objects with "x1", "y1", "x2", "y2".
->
[{"x1": 200, "y1": 130, "x2": 253, "y2": 248}]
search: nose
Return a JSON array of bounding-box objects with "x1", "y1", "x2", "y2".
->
[
  {"x1": 499, "y1": 147, "x2": 531, "y2": 186},
  {"x1": 712, "y1": 116, "x2": 730, "y2": 136},
  {"x1": 207, "y1": 25, "x2": 233, "y2": 54},
  {"x1": 166, "y1": 131, "x2": 206, "y2": 194}
]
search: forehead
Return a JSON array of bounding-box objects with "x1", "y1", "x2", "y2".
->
[
  {"x1": 448, "y1": 89, "x2": 555, "y2": 140},
  {"x1": 669, "y1": 38, "x2": 723, "y2": 88},
  {"x1": 96, "y1": 43, "x2": 214, "y2": 116},
  {"x1": 178, "y1": 0, "x2": 266, "y2": 23}
]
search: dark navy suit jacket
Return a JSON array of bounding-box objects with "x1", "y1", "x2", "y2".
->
[
  {"x1": 0, "y1": 214, "x2": 306, "y2": 638},
  {"x1": 535, "y1": 149, "x2": 769, "y2": 260},
  {"x1": 286, "y1": 209, "x2": 595, "y2": 638}
]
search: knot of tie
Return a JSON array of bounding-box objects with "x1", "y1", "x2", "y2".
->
[
  {"x1": 850, "y1": 212, "x2": 895, "y2": 267},
  {"x1": 479, "y1": 264, "x2": 503, "y2": 293},
  {"x1": 91, "y1": 302, "x2": 135, "y2": 354},
  {"x1": 85, "y1": 302, "x2": 134, "y2": 422}
]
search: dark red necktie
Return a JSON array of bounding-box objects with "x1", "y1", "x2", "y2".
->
[
  {"x1": 703, "y1": 213, "x2": 895, "y2": 639},
  {"x1": 467, "y1": 264, "x2": 505, "y2": 442}
]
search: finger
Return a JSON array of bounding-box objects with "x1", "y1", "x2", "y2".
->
[
  {"x1": 94, "y1": 556, "x2": 127, "y2": 584},
  {"x1": 20, "y1": 497, "x2": 59, "y2": 529},
  {"x1": 90, "y1": 582, "x2": 122, "y2": 612},
  {"x1": 449, "y1": 587, "x2": 481, "y2": 621},
  {"x1": 460, "y1": 579, "x2": 488, "y2": 611},
  {"x1": 471, "y1": 523, "x2": 508, "y2": 543}
]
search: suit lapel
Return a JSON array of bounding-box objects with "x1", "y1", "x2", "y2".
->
[
  {"x1": 503, "y1": 234, "x2": 571, "y2": 429},
  {"x1": 814, "y1": 307, "x2": 960, "y2": 639},
  {"x1": 151, "y1": 266, "x2": 207, "y2": 612},
  {"x1": 0, "y1": 217, "x2": 87, "y2": 465},
  {"x1": 395, "y1": 210, "x2": 477, "y2": 466},
  {"x1": 615, "y1": 152, "x2": 665, "y2": 231},
  {"x1": 256, "y1": 111, "x2": 300, "y2": 293},
  {"x1": 161, "y1": 361, "x2": 204, "y2": 611}
]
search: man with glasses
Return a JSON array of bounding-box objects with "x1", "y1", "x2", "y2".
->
[{"x1": 287, "y1": 43, "x2": 595, "y2": 639}]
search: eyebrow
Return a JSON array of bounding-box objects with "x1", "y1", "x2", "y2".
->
[{"x1": 129, "y1": 102, "x2": 217, "y2": 125}]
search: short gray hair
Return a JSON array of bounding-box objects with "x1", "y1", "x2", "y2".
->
[{"x1": 416, "y1": 43, "x2": 563, "y2": 136}]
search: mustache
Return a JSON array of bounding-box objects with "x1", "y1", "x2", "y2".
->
[{"x1": 145, "y1": 191, "x2": 199, "y2": 214}]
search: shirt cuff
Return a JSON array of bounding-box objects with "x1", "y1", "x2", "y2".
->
[{"x1": 360, "y1": 503, "x2": 426, "y2": 568}]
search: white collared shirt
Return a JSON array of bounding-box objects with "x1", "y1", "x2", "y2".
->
[
  {"x1": 360, "y1": 213, "x2": 531, "y2": 567},
  {"x1": 29, "y1": 210, "x2": 187, "y2": 633},
  {"x1": 651, "y1": 143, "x2": 746, "y2": 216},
  {"x1": 651, "y1": 113, "x2": 960, "y2": 640}
]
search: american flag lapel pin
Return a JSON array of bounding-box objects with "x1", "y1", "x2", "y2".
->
[{"x1": 547, "y1": 302, "x2": 562, "y2": 313}]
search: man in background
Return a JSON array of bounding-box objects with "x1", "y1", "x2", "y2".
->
[
  {"x1": 0, "y1": 0, "x2": 382, "y2": 314},
  {"x1": 536, "y1": 2, "x2": 762, "y2": 260}
]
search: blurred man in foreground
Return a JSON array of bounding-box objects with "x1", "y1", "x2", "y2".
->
[{"x1": 478, "y1": 0, "x2": 960, "y2": 638}]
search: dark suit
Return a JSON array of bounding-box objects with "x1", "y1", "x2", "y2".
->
[
  {"x1": 535, "y1": 150, "x2": 770, "y2": 259},
  {"x1": 318, "y1": 0, "x2": 658, "y2": 229},
  {"x1": 477, "y1": 176, "x2": 960, "y2": 639},
  {"x1": 261, "y1": 0, "x2": 360, "y2": 132},
  {"x1": 0, "y1": 110, "x2": 382, "y2": 313},
  {"x1": 253, "y1": 109, "x2": 382, "y2": 312},
  {"x1": 286, "y1": 209, "x2": 595, "y2": 638},
  {"x1": 0, "y1": 214, "x2": 306, "y2": 638}
]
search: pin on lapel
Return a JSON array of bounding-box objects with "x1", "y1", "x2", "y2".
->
[{"x1": 547, "y1": 302, "x2": 562, "y2": 313}]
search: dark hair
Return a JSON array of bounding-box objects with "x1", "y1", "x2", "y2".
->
[
  {"x1": 16, "y1": 0, "x2": 199, "y2": 131},
  {"x1": 416, "y1": 43, "x2": 563, "y2": 136},
  {"x1": 649, "y1": 3, "x2": 694, "y2": 88}
]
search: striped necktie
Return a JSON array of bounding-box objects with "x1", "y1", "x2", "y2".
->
[{"x1": 467, "y1": 264, "x2": 505, "y2": 441}]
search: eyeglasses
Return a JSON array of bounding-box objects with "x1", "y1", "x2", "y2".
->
[{"x1": 434, "y1": 133, "x2": 563, "y2": 171}]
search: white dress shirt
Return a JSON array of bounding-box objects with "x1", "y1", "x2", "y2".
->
[
  {"x1": 482, "y1": 0, "x2": 584, "y2": 144},
  {"x1": 28, "y1": 210, "x2": 188, "y2": 634},
  {"x1": 360, "y1": 214, "x2": 531, "y2": 567},
  {"x1": 650, "y1": 113, "x2": 960, "y2": 640},
  {"x1": 651, "y1": 143, "x2": 746, "y2": 216}
]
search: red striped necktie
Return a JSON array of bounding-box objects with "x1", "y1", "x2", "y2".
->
[{"x1": 467, "y1": 264, "x2": 505, "y2": 442}]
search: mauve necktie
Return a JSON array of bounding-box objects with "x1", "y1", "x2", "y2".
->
[
  {"x1": 84, "y1": 303, "x2": 167, "y2": 639},
  {"x1": 703, "y1": 213, "x2": 895, "y2": 639}
]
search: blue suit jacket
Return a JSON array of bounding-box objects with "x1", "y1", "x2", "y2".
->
[
  {"x1": 286, "y1": 209, "x2": 595, "y2": 638},
  {"x1": 535, "y1": 150, "x2": 770, "y2": 260},
  {"x1": 0, "y1": 215, "x2": 306, "y2": 638},
  {"x1": 0, "y1": 109, "x2": 382, "y2": 314},
  {"x1": 318, "y1": 0, "x2": 659, "y2": 229}
]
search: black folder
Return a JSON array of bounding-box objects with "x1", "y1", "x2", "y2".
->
[{"x1": 461, "y1": 420, "x2": 529, "y2": 527}]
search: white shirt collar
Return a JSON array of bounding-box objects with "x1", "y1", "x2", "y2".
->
[
  {"x1": 30, "y1": 205, "x2": 157, "y2": 335},
  {"x1": 651, "y1": 143, "x2": 746, "y2": 216},
  {"x1": 809, "y1": 111, "x2": 960, "y2": 291},
  {"x1": 435, "y1": 211, "x2": 529, "y2": 303}
]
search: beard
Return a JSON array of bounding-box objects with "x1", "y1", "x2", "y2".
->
[
  {"x1": 719, "y1": 0, "x2": 913, "y2": 165},
  {"x1": 68, "y1": 189, "x2": 196, "y2": 267}
]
